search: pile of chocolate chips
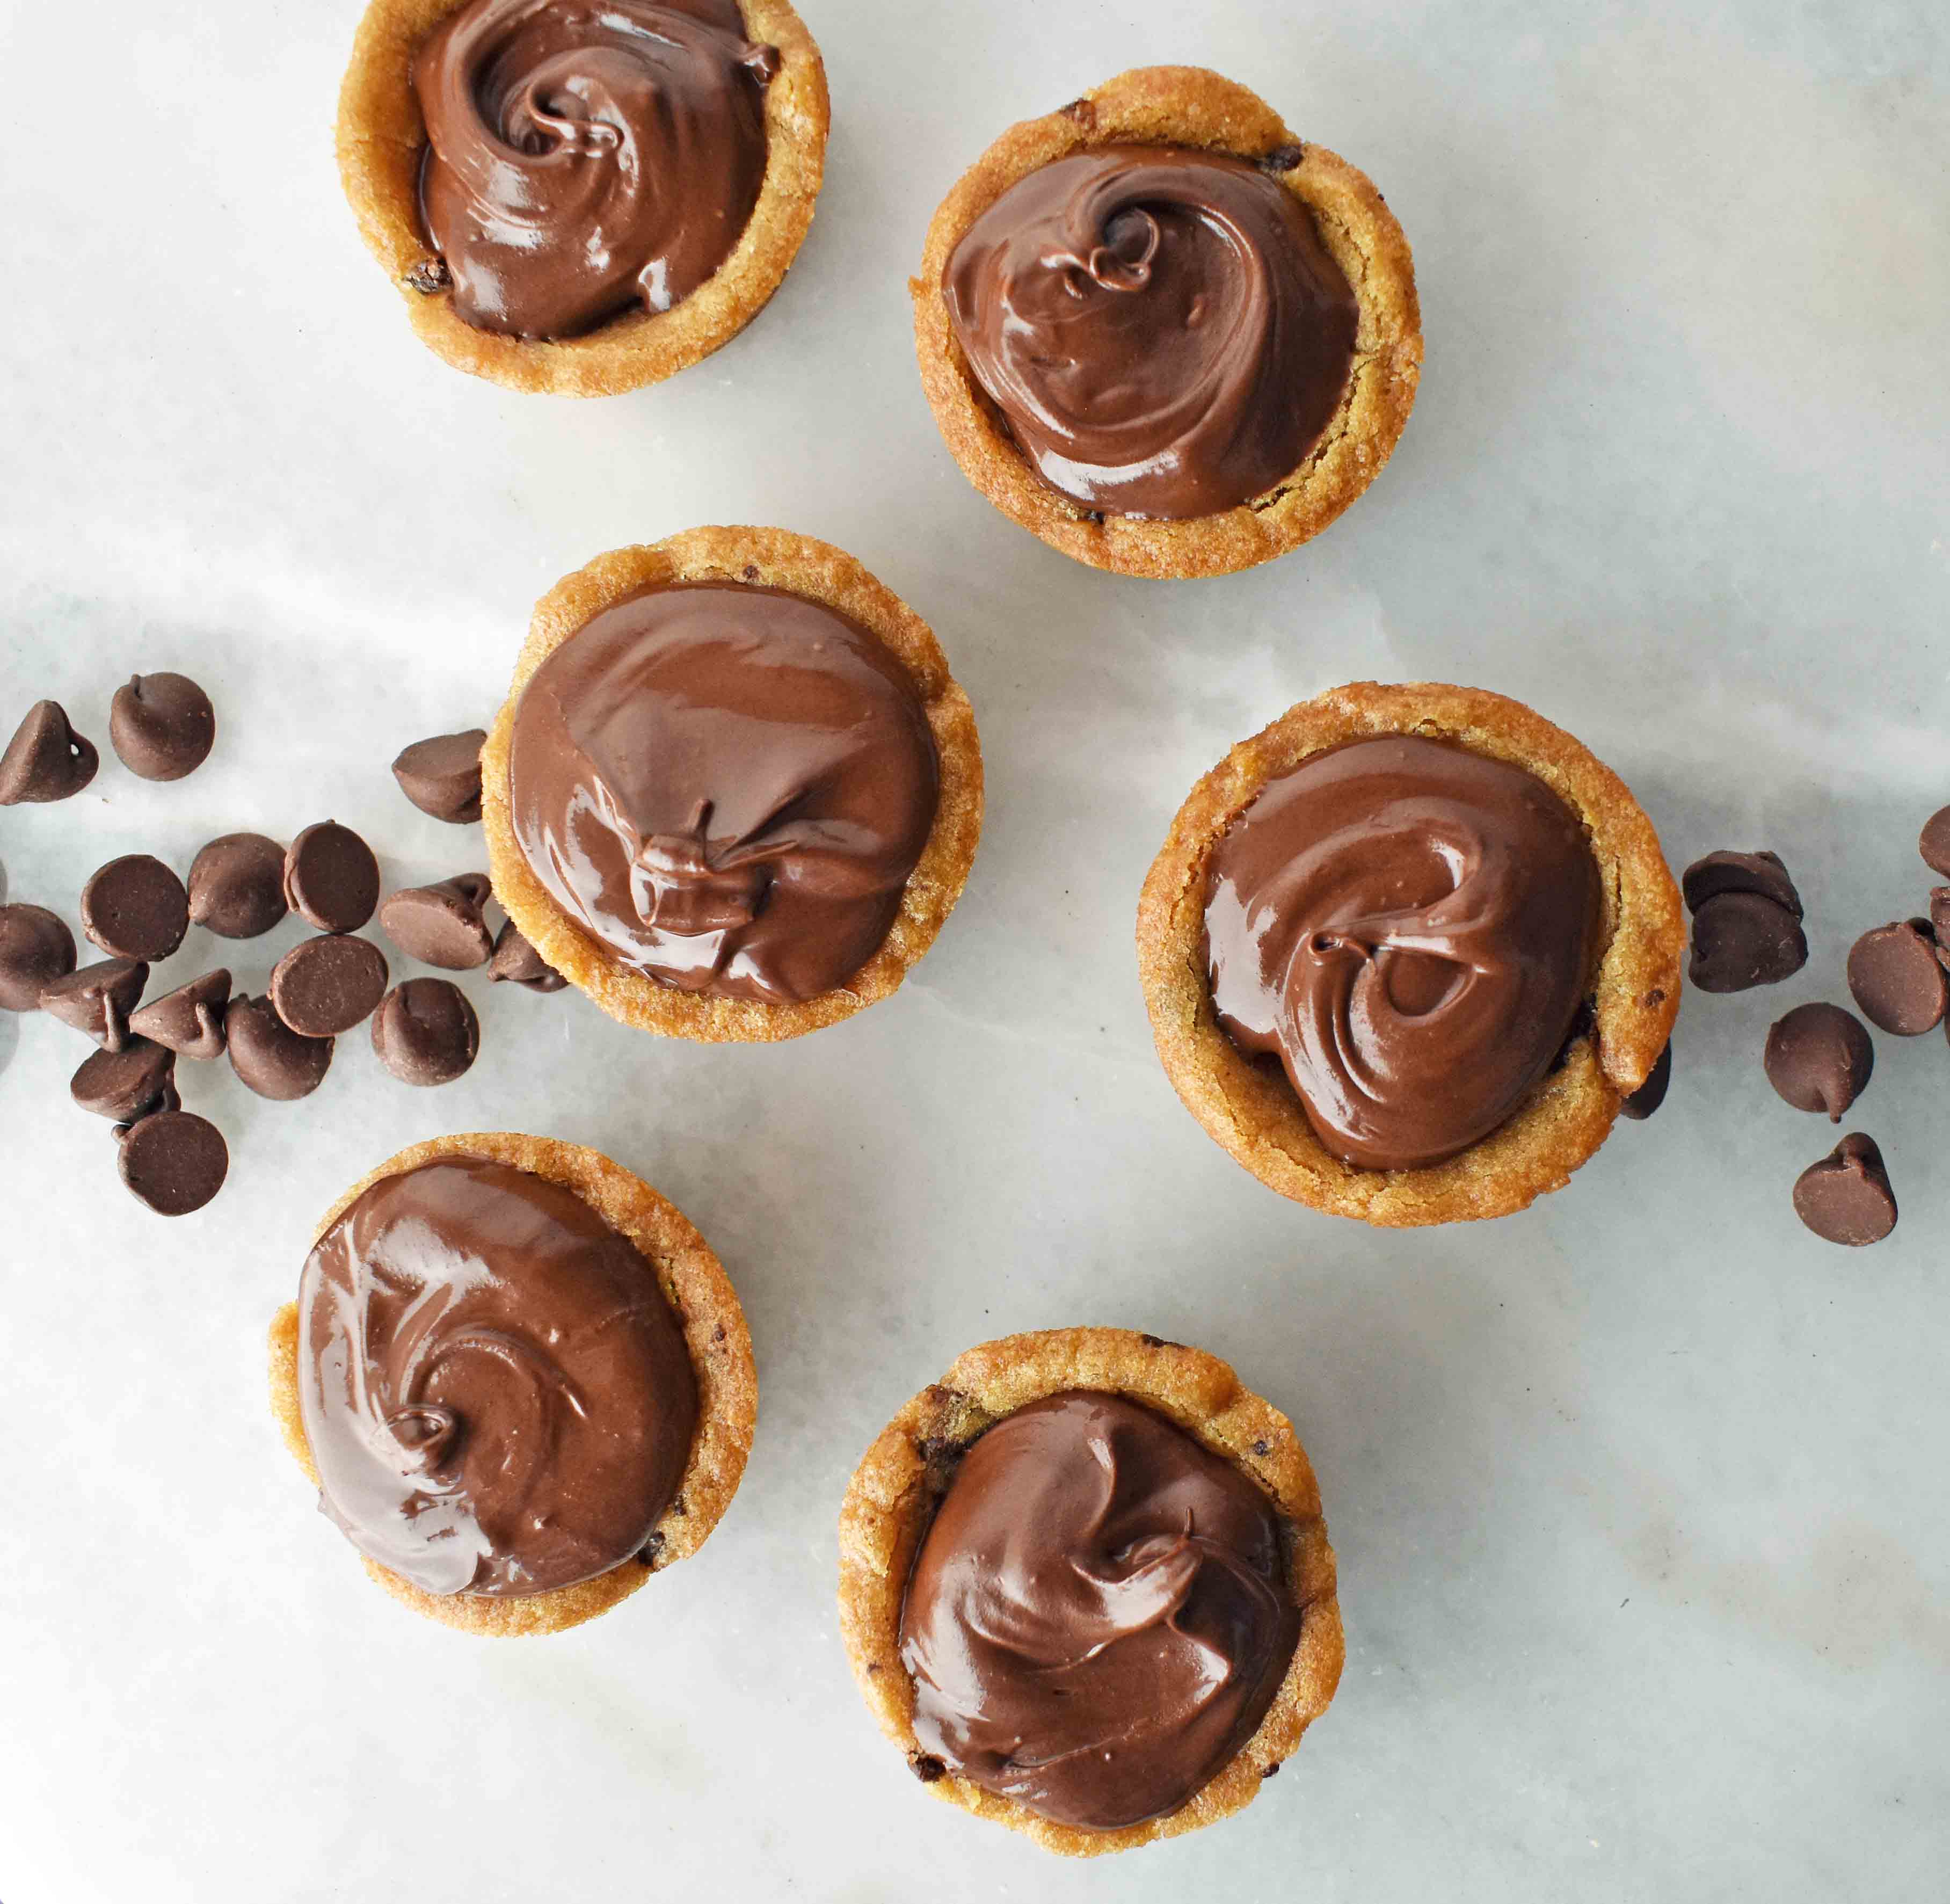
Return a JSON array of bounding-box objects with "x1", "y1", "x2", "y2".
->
[
  {"x1": 0, "y1": 692, "x2": 562, "y2": 1218},
  {"x1": 1680, "y1": 811, "x2": 1950, "y2": 1247}
]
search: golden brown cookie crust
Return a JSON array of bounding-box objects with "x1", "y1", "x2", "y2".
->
[
  {"x1": 1137, "y1": 682, "x2": 1685, "y2": 1227},
  {"x1": 836, "y1": 1327, "x2": 1343, "y2": 1858},
  {"x1": 482, "y1": 525, "x2": 984, "y2": 1042},
  {"x1": 913, "y1": 66, "x2": 1422, "y2": 580},
  {"x1": 268, "y1": 1130, "x2": 757, "y2": 1637},
  {"x1": 336, "y1": 0, "x2": 830, "y2": 395}
]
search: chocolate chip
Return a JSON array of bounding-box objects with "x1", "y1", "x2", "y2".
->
[
  {"x1": 108, "y1": 673, "x2": 215, "y2": 781},
  {"x1": 370, "y1": 978, "x2": 479, "y2": 1086},
  {"x1": 128, "y1": 969, "x2": 232, "y2": 1059},
  {"x1": 1846, "y1": 920, "x2": 1946, "y2": 1035},
  {"x1": 1262, "y1": 143, "x2": 1307, "y2": 171},
  {"x1": 1681, "y1": 849, "x2": 1803, "y2": 919},
  {"x1": 39, "y1": 958, "x2": 148, "y2": 1049},
  {"x1": 1252, "y1": 1438, "x2": 1272, "y2": 1457},
  {"x1": 379, "y1": 875, "x2": 493, "y2": 970},
  {"x1": 1792, "y1": 1133, "x2": 1896, "y2": 1246},
  {"x1": 270, "y1": 935, "x2": 390, "y2": 1037},
  {"x1": 1260, "y1": 1762, "x2": 1282, "y2": 1778},
  {"x1": 1619, "y1": 1041, "x2": 1673, "y2": 1120},
  {"x1": 910, "y1": 1755, "x2": 947, "y2": 1784},
  {"x1": 1764, "y1": 1005, "x2": 1873, "y2": 1120},
  {"x1": 1689, "y1": 890, "x2": 1808, "y2": 993},
  {"x1": 1929, "y1": 886, "x2": 1950, "y2": 955},
  {"x1": 391, "y1": 730, "x2": 486, "y2": 824},
  {"x1": 404, "y1": 257, "x2": 451, "y2": 295},
  {"x1": 187, "y1": 833, "x2": 288, "y2": 939},
  {"x1": 487, "y1": 918, "x2": 565, "y2": 991},
  {"x1": 117, "y1": 1110, "x2": 228, "y2": 1216},
  {"x1": 71, "y1": 1037, "x2": 177, "y2": 1122},
  {"x1": 79, "y1": 854, "x2": 189, "y2": 962},
  {"x1": 1919, "y1": 805, "x2": 1950, "y2": 878},
  {"x1": 226, "y1": 994, "x2": 333, "y2": 1100},
  {"x1": 1058, "y1": 96, "x2": 1097, "y2": 128},
  {"x1": 0, "y1": 904, "x2": 76, "y2": 1011},
  {"x1": 284, "y1": 822, "x2": 380, "y2": 933},
  {"x1": 0, "y1": 700, "x2": 98, "y2": 804}
]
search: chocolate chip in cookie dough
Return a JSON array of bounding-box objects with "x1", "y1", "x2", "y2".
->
[
  {"x1": 39, "y1": 958, "x2": 148, "y2": 1049},
  {"x1": 1764, "y1": 1004, "x2": 1874, "y2": 1121},
  {"x1": 71, "y1": 1036, "x2": 178, "y2": 1122},
  {"x1": 371, "y1": 977, "x2": 479, "y2": 1086},
  {"x1": 379, "y1": 875, "x2": 493, "y2": 970},
  {"x1": 79, "y1": 854, "x2": 190, "y2": 962},
  {"x1": 486, "y1": 918, "x2": 565, "y2": 991},
  {"x1": 226, "y1": 994, "x2": 333, "y2": 1100},
  {"x1": 186, "y1": 833, "x2": 288, "y2": 939},
  {"x1": 1619, "y1": 1041, "x2": 1672, "y2": 1121},
  {"x1": 1689, "y1": 890, "x2": 1808, "y2": 993},
  {"x1": 1792, "y1": 1133, "x2": 1896, "y2": 1246},
  {"x1": 284, "y1": 822, "x2": 381, "y2": 933},
  {"x1": 392, "y1": 730, "x2": 486, "y2": 824},
  {"x1": 0, "y1": 904, "x2": 76, "y2": 1011},
  {"x1": 270, "y1": 935, "x2": 390, "y2": 1037},
  {"x1": 1846, "y1": 920, "x2": 1946, "y2": 1036},
  {"x1": 0, "y1": 700, "x2": 98, "y2": 804},
  {"x1": 1919, "y1": 805, "x2": 1950, "y2": 878},
  {"x1": 117, "y1": 1109, "x2": 228, "y2": 1216},
  {"x1": 108, "y1": 673, "x2": 215, "y2": 781}
]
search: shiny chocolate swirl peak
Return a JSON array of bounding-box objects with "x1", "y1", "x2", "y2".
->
[
  {"x1": 899, "y1": 1392, "x2": 1299, "y2": 1831},
  {"x1": 298, "y1": 1158, "x2": 698, "y2": 1597},
  {"x1": 1206, "y1": 735, "x2": 1603, "y2": 1172},
  {"x1": 943, "y1": 144, "x2": 1359, "y2": 519},
  {"x1": 414, "y1": 0, "x2": 779, "y2": 339}
]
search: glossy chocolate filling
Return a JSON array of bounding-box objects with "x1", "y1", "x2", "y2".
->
[
  {"x1": 943, "y1": 144, "x2": 1358, "y2": 519},
  {"x1": 1206, "y1": 735, "x2": 1603, "y2": 1171}
]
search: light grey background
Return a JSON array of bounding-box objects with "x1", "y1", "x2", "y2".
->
[{"x1": 2, "y1": 2, "x2": 1946, "y2": 1899}]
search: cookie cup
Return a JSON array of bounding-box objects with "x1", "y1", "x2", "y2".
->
[
  {"x1": 268, "y1": 1130, "x2": 756, "y2": 1636},
  {"x1": 1138, "y1": 682, "x2": 1684, "y2": 1226},
  {"x1": 337, "y1": 0, "x2": 830, "y2": 395},
  {"x1": 836, "y1": 1327, "x2": 1342, "y2": 1858},
  {"x1": 914, "y1": 66, "x2": 1421, "y2": 580},
  {"x1": 482, "y1": 526, "x2": 984, "y2": 1042}
]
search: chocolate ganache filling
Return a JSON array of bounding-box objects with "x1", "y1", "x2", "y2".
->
[
  {"x1": 942, "y1": 145, "x2": 1358, "y2": 520},
  {"x1": 299, "y1": 1158, "x2": 697, "y2": 1597},
  {"x1": 1206, "y1": 735, "x2": 1603, "y2": 1172},
  {"x1": 899, "y1": 1392, "x2": 1299, "y2": 1832},
  {"x1": 414, "y1": 0, "x2": 779, "y2": 340},
  {"x1": 508, "y1": 583, "x2": 940, "y2": 1004}
]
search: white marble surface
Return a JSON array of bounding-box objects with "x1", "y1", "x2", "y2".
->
[{"x1": 3, "y1": 2, "x2": 1948, "y2": 1898}]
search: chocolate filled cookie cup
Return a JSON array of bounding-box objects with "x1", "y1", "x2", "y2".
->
[
  {"x1": 482, "y1": 527, "x2": 983, "y2": 1041},
  {"x1": 268, "y1": 1131, "x2": 755, "y2": 1636},
  {"x1": 337, "y1": 0, "x2": 829, "y2": 394},
  {"x1": 837, "y1": 1328, "x2": 1341, "y2": 1857},
  {"x1": 1139, "y1": 683, "x2": 1683, "y2": 1226},
  {"x1": 914, "y1": 67, "x2": 1421, "y2": 579}
]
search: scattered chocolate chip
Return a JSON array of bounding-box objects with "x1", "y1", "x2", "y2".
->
[
  {"x1": 1262, "y1": 142, "x2": 1307, "y2": 171},
  {"x1": 910, "y1": 1755, "x2": 948, "y2": 1784},
  {"x1": 1620, "y1": 1042, "x2": 1673, "y2": 1121},
  {"x1": 0, "y1": 700, "x2": 99, "y2": 804},
  {"x1": 371, "y1": 978, "x2": 479, "y2": 1086},
  {"x1": 269, "y1": 935, "x2": 390, "y2": 1037},
  {"x1": 117, "y1": 1109, "x2": 228, "y2": 1216},
  {"x1": 1792, "y1": 1133, "x2": 1896, "y2": 1246},
  {"x1": 108, "y1": 672, "x2": 215, "y2": 781},
  {"x1": 1689, "y1": 891, "x2": 1808, "y2": 993},
  {"x1": 404, "y1": 257, "x2": 452, "y2": 295},
  {"x1": 1846, "y1": 920, "x2": 1946, "y2": 1036},
  {"x1": 39, "y1": 958, "x2": 148, "y2": 1049},
  {"x1": 186, "y1": 833, "x2": 288, "y2": 939},
  {"x1": 226, "y1": 994, "x2": 333, "y2": 1100},
  {"x1": 1764, "y1": 1005, "x2": 1873, "y2": 1120},
  {"x1": 379, "y1": 875, "x2": 493, "y2": 970},
  {"x1": 128, "y1": 969, "x2": 232, "y2": 1059},
  {"x1": 284, "y1": 822, "x2": 380, "y2": 933},
  {"x1": 391, "y1": 730, "x2": 486, "y2": 824},
  {"x1": 79, "y1": 854, "x2": 190, "y2": 962},
  {"x1": 1919, "y1": 805, "x2": 1950, "y2": 878},
  {"x1": 70, "y1": 1037, "x2": 177, "y2": 1122},
  {"x1": 487, "y1": 918, "x2": 565, "y2": 991},
  {"x1": 0, "y1": 904, "x2": 76, "y2": 1011},
  {"x1": 1680, "y1": 849, "x2": 1802, "y2": 919}
]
